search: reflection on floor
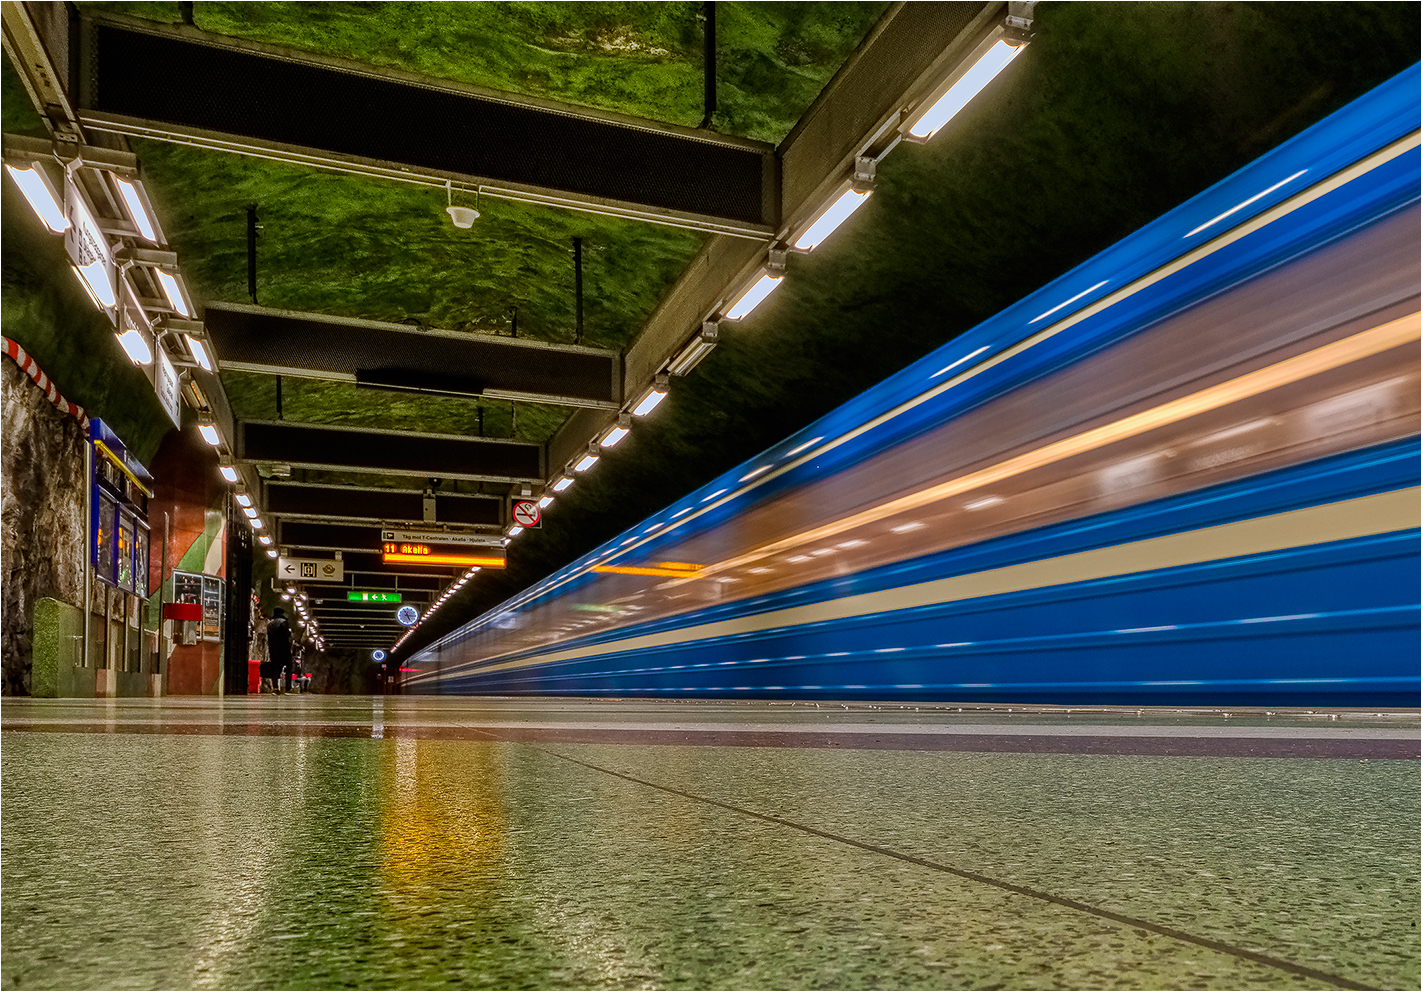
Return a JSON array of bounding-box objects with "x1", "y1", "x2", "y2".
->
[{"x1": 2, "y1": 696, "x2": 1418, "y2": 991}]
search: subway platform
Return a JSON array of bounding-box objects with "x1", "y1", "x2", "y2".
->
[{"x1": 2, "y1": 696, "x2": 1418, "y2": 991}]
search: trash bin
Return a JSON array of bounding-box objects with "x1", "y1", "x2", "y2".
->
[{"x1": 248, "y1": 659, "x2": 261, "y2": 694}]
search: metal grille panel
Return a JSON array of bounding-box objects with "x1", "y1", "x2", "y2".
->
[
  {"x1": 88, "y1": 23, "x2": 771, "y2": 225},
  {"x1": 241, "y1": 421, "x2": 542, "y2": 481},
  {"x1": 206, "y1": 306, "x2": 618, "y2": 407}
]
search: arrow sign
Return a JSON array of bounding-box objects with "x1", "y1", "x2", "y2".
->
[{"x1": 276, "y1": 556, "x2": 344, "y2": 582}]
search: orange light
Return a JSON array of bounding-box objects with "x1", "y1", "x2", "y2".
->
[
  {"x1": 383, "y1": 552, "x2": 506, "y2": 567},
  {"x1": 592, "y1": 564, "x2": 701, "y2": 577}
]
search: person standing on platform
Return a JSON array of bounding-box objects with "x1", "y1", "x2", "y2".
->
[{"x1": 264, "y1": 608, "x2": 292, "y2": 694}]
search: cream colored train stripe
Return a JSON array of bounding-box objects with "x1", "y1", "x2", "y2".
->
[{"x1": 425, "y1": 486, "x2": 1419, "y2": 681}]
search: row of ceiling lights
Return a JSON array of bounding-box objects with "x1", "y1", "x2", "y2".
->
[
  {"x1": 3, "y1": 141, "x2": 210, "y2": 376},
  {"x1": 400, "y1": 19, "x2": 1036, "y2": 657},
  {"x1": 510, "y1": 27, "x2": 1033, "y2": 531},
  {"x1": 279, "y1": 585, "x2": 323, "y2": 650},
  {"x1": 1, "y1": 136, "x2": 256, "y2": 549}
]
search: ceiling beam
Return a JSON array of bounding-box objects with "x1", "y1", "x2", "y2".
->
[
  {"x1": 238, "y1": 420, "x2": 543, "y2": 483},
  {"x1": 68, "y1": 13, "x2": 777, "y2": 238},
  {"x1": 205, "y1": 304, "x2": 621, "y2": 410},
  {"x1": 584, "y1": 2, "x2": 1009, "y2": 453},
  {"x1": 275, "y1": 522, "x2": 502, "y2": 568},
  {"x1": 264, "y1": 481, "x2": 503, "y2": 527}
]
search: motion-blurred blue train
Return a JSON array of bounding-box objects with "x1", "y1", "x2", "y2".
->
[{"x1": 406, "y1": 66, "x2": 1421, "y2": 707}]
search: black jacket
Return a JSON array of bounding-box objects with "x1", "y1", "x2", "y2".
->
[{"x1": 267, "y1": 616, "x2": 292, "y2": 668}]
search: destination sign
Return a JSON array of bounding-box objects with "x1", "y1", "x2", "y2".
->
[
  {"x1": 381, "y1": 529, "x2": 503, "y2": 547},
  {"x1": 379, "y1": 528, "x2": 506, "y2": 568},
  {"x1": 348, "y1": 591, "x2": 401, "y2": 603}
]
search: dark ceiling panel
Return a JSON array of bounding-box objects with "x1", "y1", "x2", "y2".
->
[
  {"x1": 279, "y1": 521, "x2": 384, "y2": 552},
  {"x1": 299, "y1": 573, "x2": 444, "y2": 591},
  {"x1": 205, "y1": 305, "x2": 620, "y2": 408},
  {"x1": 82, "y1": 21, "x2": 773, "y2": 228},
  {"x1": 240, "y1": 421, "x2": 543, "y2": 482},
  {"x1": 265, "y1": 484, "x2": 503, "y2": 526}
]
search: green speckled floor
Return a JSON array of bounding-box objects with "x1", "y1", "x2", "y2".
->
[{"x1": 2, "y1": 697, "x2": 1418, "y2": 990}]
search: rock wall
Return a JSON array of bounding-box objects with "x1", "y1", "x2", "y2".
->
[{"x1": 1, "y1": 358, "x2": 87, "y2": 694}]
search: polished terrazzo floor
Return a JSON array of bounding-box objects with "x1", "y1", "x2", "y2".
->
[{"x1": 2, "y1": 696, "x2": 1418, "y2": 990}]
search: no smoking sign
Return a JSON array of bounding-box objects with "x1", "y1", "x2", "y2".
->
[{"x1": 511, "y1": 499, "x2": 542, "y2": 528}]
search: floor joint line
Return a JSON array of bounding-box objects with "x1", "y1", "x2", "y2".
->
[{"x1": 544, "y1": 747, "x2": 1374, "y2": 992}]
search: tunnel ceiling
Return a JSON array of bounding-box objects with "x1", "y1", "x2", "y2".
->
[{"x1": 3, "y1": 1, "x2": 1418, "y2": 653}]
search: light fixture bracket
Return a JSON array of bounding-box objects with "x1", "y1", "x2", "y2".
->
[
  {"x1": 767, "y1": 247, "x2": 789, "y2": 273},
  {"x1": 1004, "y1": 0, "x2": 1036, "y2": 42},
  {"x1": 852, "y1": 155, "x2": 876, "y2": 192}
]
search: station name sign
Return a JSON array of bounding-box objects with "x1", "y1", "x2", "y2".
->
[{"x1": 380, "y1": 529, "x2": 506, "y2": 568}]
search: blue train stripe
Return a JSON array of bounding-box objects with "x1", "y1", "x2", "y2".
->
[{"x1": 426, "y1": 486, "x2": 1416, "y2": 683}]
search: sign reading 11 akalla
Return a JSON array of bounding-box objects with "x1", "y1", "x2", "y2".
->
[
  {"x1": 348, "y1": 591, "x2": 401, "y2": 603},
  {"x1": 380, "y1": 529, "x2": 506, "y2": 568}
]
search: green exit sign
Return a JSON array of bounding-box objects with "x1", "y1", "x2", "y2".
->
[{"x1": 348, "y1": 591, "x2": 401, "y2": 603}]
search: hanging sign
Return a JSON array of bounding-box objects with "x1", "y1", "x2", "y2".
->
[
  {"x1": 277, "y1": 556, "x2": 345, "y2": 582},
  {"x1": 155, "y1": 346, "x2": 181, "y2": 427},
  {"x1": 511, "y1": 499, "x2": 542, "y2": 528},
  {"x1": 380, "y1": 529, "x2": 505, "y2": 568},
  {"x1": 348, "y1": 591, "x2": 401, "y2": 603},
  {"x1": 64, "y1": 179, "x2": 117, "y2": 322}
]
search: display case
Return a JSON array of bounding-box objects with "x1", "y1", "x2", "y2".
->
[{"x1": 89, "y1": 418, "x2": 153, "y2": 594}]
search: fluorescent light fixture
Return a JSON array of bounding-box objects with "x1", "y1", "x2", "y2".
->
[
  {"x1": 184, "y1": 334, "x2": 213, "y2": 372},
  {"x1": 235, "y1": 493, "x2": 252, "y2": 508},
  {"x1": 667, "y1": 323, "x2": 719, "y2": 376},
  {"x1": 552, "y1": 475, "x2": 575, "y2": 493},
  {"x1": 537, "y1": 494, "x2": 555, "y2": 509},
  {"x1": 600, "y1": 415, "x2": 632, "y2": 448},
  {"x1": 250, "y1": 517, "x2": 264, "y2": 530},
  {"x1": 112, "y1": 176, "x2": 157, "y2": 242},
  {"x1": 507, "y1": 525, "x2": 524, "y2": 537},
  {"x1": 632, "y1": 374, "x2": 670, "y2": 417},
  {"x1": 5, "y1": 163, "x2": 68, "y2": 233},
  {"x1": 197, "y1": 422, "x2": 221, "y2": 446},
  {"x1": 574, "y1": 447, "x2": 600, "y2": 473},
  {"x1": 281, "y1": 593, "x2": 291, "y2": 601},
  {"x1": 794, "y1": 189, "x2": 871, "y2": 251},
  {"x1": 115, "y1": 327, "x2": 152, "y2": 364},
  {"x1": 907, "y1": 39, "x2": 1024, "y2": 141},
  {"x1": 219, "y1": 465, "x2": 239, "y2": 483},
  {"x1": 76, "y1": 261, "x2": 117, "y2": 309},
  {"x1": 242, "y1": 505, "x2": 258, "y2": 519},
  {"x1": 70, "y1": 265, "x2": 104, "y2": 309},
  {"x1": 266, "y1": 548, "x2": 278, "y2": 558},
  {"x1": 724, "y1": 274, "x2": 782, "y2": 321},
  {"x1": 155, "y1": 270, "x2": 191, "y2": 317}
]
